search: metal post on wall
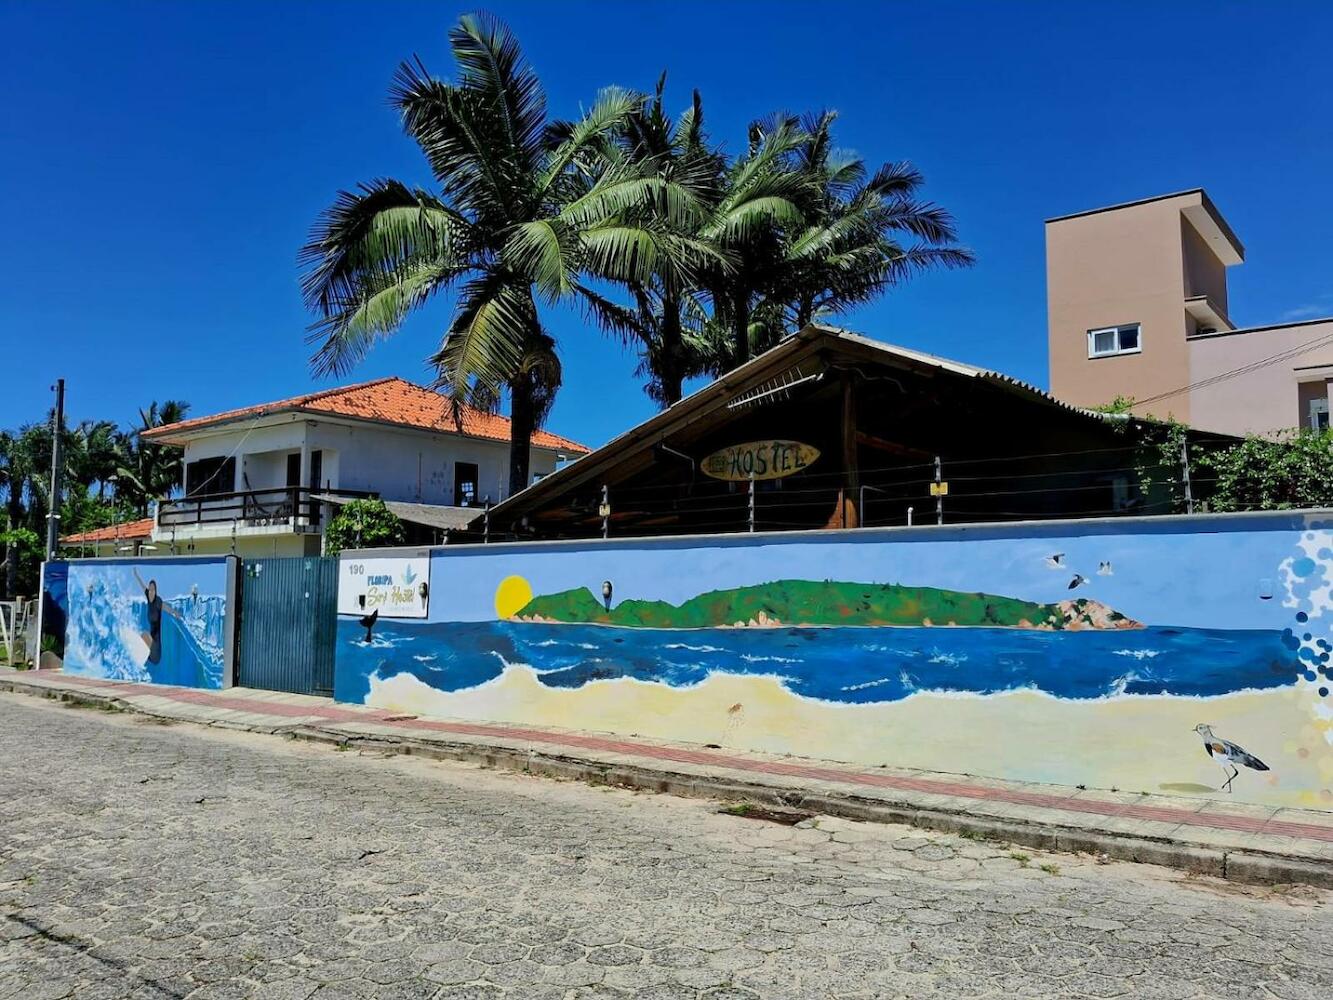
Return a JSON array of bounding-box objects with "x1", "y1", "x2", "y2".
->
[
  {"x1": 44, "y1": 378, "x2": 65, "y2": 559},
  {"x1": 907, "y1": 506, "x2": 914, "y2": 527},
  {"x1": 934, "y1": 455, "x2": 943, "y2": 526},
  {"x1": 748, "y1": 475, "x2": 756, "y2": 533},
  {"x1": 599, "y1": 485, "x2": 610, "y2": 540},
  {"x1": 1180, "y1": 437, "x2": 1194, "y2": 515},
  {"x1": 483, "y1": 500, "x2": 491, "y2": 543}
]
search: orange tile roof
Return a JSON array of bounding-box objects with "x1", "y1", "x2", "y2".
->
[
  {"x1": 140, "y1": 377, "x2": 590, "y2": 454},
  {"x1": 61, "y1": 517, "x2": 155, "y2": 544}
]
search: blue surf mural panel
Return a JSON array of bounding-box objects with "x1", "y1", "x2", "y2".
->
[
  {"x1": 52, "y1": 557, "x2": 231, "y2": 689},
  {"x1": 335, "y1": 513, "x2": 1333, "y2": 809}
]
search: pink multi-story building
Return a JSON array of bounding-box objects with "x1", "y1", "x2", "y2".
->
[{"x1": 1046, "y1": 189, "x2": 1332, "y2": 437}]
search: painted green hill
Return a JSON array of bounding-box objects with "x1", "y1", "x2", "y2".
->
[{"x1": 512, "y1": 580, "x2": 1139, "y2": 631}]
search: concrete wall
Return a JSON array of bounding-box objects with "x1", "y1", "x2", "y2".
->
[
  {"x1": 1188, "y1": 320, "x2": 1333, "y2": 437},
  {"x1": 1046, "y1": 196, "x2": 1196, "y2": 419},
  {"x1": 1181, "y1": 217, "x2": 1229, "y2": 314},
  {"x1": 334, "y1": 511, "x2": 1333, "y2": 811},
  {"x1": 44, "y1": 556, "x2": 236, "y2": 689}
]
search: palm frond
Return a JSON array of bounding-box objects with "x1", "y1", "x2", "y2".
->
[
  {"x1": 503, "y1": 218, "x2": 579, "y2": 301},
  {"x1": 449, "y1": 13, "x2": 547, "y2": 173},
  {"x1": 430, "y1": 274, "x2": 536, "y2": 399},
  {"x1": 300, "y1": 178, "x2": 465, "y2": 318},
  {"x1": 538, "y1": 86, "x2": 641, "y2": 196},
  {"x1": 307, "y1": 258, "x2": 461, "y2": 377}
]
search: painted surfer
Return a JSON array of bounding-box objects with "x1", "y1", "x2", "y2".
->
[{"x1": 132, "y1": 568, "x2": 183, "y2": 665}]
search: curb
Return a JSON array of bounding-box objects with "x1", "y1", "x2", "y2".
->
[{"x1": 5, "y1": 677, "x2": 1332, "y2": 890}]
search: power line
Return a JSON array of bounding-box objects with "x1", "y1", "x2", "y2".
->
[{"x1": 1131, "y1": 330, "x2": 1333, "y2": 409}]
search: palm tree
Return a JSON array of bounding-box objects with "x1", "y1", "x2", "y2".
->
[
  {"x1": 578, "y1": 85, "x2": 814, "y2": 403},
  {"x1": 701, "y1": 115, "x2": 817, "y2": 368},
  {"x1": 301, "y1": 14, "x2": 698, "y2": 495},
  {"x1": 0, "y1": 425, "x2": 48, "y2": 597},
  {"x1": 757, "y1": 111, "x2": 973, "y2": 347},
  {"x1": 71, "y1": 419, "x2": 125, "y2": 500},
  {"x1": 116, "y1": 400, "x2": 189, "y2": 515}
]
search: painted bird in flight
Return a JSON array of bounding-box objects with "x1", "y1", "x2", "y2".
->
[
  {"x1": 1068, "y1": 574, "x2": 1089, "y2": 589},
  {"x1": 602, "y1": 580, "x2": 614, "y2": 611},
  {"x1": 1045, "y1": 553, "x2": 1066, "y2": 569},
  {"x1": 1193, "y1": 724, "x2": 1270, "y2": 793},
  {"x1": 1097, "y1": 561, "x2": 1114, "y2": 576},
  {"x1": 358, "y1": 608, "x2": 379, "y2": 643}
]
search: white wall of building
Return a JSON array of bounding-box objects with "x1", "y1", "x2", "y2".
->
[{"x1": 178, "y1": 416, "x2": 563, "y2": 505}]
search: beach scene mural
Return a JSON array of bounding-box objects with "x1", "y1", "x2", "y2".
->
[
  {"x1": 334, "y1": 514, "x2": 1333, "y2": 809},
  {"x1": 59, "y1": 558, "x2": 230, "y2": 689}
]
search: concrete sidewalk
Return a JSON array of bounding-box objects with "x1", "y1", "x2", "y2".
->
[{"x1": 4, "y1": 666, "x2": 1332, "y2": 888}]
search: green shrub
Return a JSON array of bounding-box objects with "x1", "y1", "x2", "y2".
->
[{"x1": 323, "y1": 499, "x2": 405, "y2": 555}]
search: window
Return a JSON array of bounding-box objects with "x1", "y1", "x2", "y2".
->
[
  {"x1": 1310, "y1": 397, "x2": 1330, "y2": 432},
  {"x1": 1087, "y1": 323, "x2": 1141, "y2": 358},
  {"x1": 184, "y1": 456, "x2": 235, "y2": 497},
  {"x1": 454, "y1": 462, "x2": 479, "y2": 507}
]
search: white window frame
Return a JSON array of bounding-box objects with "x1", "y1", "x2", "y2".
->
[
  {"x1": 1310, "y1": 396, "x2": 1330, "y2": 432},
  {"x1": 1087, "y1": 323, "x2": 1142, "y2": 359}
]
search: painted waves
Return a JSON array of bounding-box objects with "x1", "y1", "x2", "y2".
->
[
  {"x1": 64, "y1": 573, "x2": 225, "y2": 688},
  {"x1": 335, "y1": 619, "x2": 1299, "y2": 706}
]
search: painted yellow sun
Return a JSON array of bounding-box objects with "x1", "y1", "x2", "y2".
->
[{"x1": 494, "y1": 575, "x2": 534, "y2": 620}]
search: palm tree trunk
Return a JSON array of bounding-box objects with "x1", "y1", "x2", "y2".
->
[
  {"x1": 733, "y1": 289, "x2": 750, "y2": 369},
  {"x1": 506, "y1": 372, "x2": 536, "y2": 500},
  {"x1": 658, "y1": 294, "x2": 685, "y2": 408},
  {"x1": 796, "y1": 294, "x2": 815, "y2": 330}
]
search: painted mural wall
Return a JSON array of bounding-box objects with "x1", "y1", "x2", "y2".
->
[
  {"x1": 333, "y1": 512, "x2": 1333, "y2": 810},
  {"x1": 46, "y1": 557, "x2": 233, "y2": 689}
]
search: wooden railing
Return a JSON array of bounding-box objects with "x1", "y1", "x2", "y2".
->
[{"x1": 156, "y1": 487, "x2": 376, "y2": 530}]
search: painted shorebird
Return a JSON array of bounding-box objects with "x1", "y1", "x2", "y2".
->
[{"x1": 1193, "y1": 724, "x2": 1270, "y2": 793}]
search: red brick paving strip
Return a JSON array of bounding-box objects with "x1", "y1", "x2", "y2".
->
[{"x1": 23, "y1": 672, "x2": 1333, "y2": 845}]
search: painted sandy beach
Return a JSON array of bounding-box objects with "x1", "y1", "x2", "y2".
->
[{"x1": 364, "y1": 663, "x2": 1333, "y2": 810}]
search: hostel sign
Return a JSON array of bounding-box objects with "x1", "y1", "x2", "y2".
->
[
  {"x1": 701, "y1": 440, "x2": 821, "y2": 482},
  {"x1": 337, "y1": 553, "x2": 431, "y2": 619}
]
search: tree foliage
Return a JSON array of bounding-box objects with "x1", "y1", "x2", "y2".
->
[
  {"x1": 1195, "y1": 430, "x2": 1333, "y2": 512},
  {"x1": 1, "y1": 401, "x2": 190, "y2": 596},
  {"x1": 300, "y1": 10, "x2": 974, "y2": 478},
  {"x1": 323, "y1": 499, "x2": 406, "y2": 555}
]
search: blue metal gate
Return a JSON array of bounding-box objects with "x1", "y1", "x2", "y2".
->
[{"x1": 238, "y1": 556, "x2": 337, "y2": 695}]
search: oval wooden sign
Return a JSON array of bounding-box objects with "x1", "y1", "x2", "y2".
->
[{"x1": 700, "y1": 440, "x2": 821, "y2": 482}]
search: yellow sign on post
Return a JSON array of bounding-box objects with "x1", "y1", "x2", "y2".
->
[
  {"x1": 701, "y1": 440, "x2": 821, "y2": 482},
  {"x1": 929, "y1": 481, "x2": 949, "y2": 497}
]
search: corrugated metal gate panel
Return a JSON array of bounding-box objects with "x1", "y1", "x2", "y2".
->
[{"x1": 238, "y1": 556, "x2": 337, "y2": 695}]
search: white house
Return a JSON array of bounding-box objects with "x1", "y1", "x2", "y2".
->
[{"x1": 97, "y1": 377, "x2": 589, "y2": 557}]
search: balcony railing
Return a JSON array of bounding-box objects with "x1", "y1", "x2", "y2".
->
[{"x1": 156, "y1": 486, "x2": 376, "y2": 531}]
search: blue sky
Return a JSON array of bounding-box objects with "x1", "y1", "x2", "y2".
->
[
  {"x1": 2, "y1": 2, "x2": 1330, "y2": 449},
  {"x1": 416, "y1": 520, "x2": 1309, "y2": 631}
]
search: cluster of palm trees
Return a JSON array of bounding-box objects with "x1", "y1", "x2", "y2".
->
[
  {"x1": 301, "y1": 13, "x2": 971, "y2": 496},
  {"x1": 0, "y1": 401, "x2": 188, "y2": 596}
]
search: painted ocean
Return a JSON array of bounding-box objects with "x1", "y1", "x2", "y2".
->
[{"x1": 334, "y1": 619, "x2": 1299, "y2": 706}]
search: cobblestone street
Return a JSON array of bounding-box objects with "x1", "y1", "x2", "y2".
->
[{"x1": 1, "y1": 694, "x2": 1330, "y2": 1000}]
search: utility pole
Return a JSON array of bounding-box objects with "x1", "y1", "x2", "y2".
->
[
  {"x1": 599, "y1": 485, "x2": 610, "y2": 540},
  {"x1": 933, "y1": 455, "x2": 943, "y2": 526},
  {"x1": 44, "y1": 378, "x2": 65, "y2": 560},
  {"x1": 748, "y1": 475, "x2": 756, "y2": 533},
  {"x1": 1180, "y1": 436, "x2": 1194, "y2": 515}
]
